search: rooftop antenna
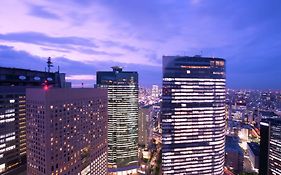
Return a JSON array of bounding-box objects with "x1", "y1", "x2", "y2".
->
[
  {"x1": 47, "y1": 57, "x2": 53, "y2": 73},
  {"x1": 57, "y1": 66, "x2": 60, "y2": 73},
  {"x1": 111, "y1": 66, "x2": 123, "y2": 73}
]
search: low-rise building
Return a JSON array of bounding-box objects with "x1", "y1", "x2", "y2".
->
[
  {"x1": 225, "y1": 136, "x2": 244, "y2": 174},
  {"x1": 247, "y1": 142, "x2": 260, "y2": 170}
]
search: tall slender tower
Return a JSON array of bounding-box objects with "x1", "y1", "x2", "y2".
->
[
  {"x1": 138, "y1": 105, "x2": 151, "y2": 147},
  {"x1": 259, "y1": 118, "x2": 281, "y2": 175},
  {"x1": 162, "y1": 56, "x2": 226, "y2": 175},
  {"x1": 97, "y1": 67, "x2": 139, "y2": 175}
]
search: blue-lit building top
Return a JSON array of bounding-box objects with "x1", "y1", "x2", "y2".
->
[
  {"x1": 162, "y1": 56, "x2": 226, "y2": 175},
  {"x1": 259, "y1": 118, "x2": 281, "y2": 175}
]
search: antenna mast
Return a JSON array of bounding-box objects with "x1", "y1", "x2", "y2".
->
[{"x1": 47, "y1": 57, "x2": 53, "y2": 73}]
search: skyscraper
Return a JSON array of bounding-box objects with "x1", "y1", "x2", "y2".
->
[
  {"x1": 0, "y1": 67, "x2": 68, "y2": 175},
  {"x1": 162, "y1": 56, "x2": 226, "y2": 175},
  {"x1": 26, "y1": 88, "x2": 108, "y2": 175},
  {"x1": 0, "y1": 87, "x2": 26, "y2": 175},
  {"x1": 138, "y1": 105, "x2": 151, "y2": 147},
  {"x1": 97, "y1": 66, "x2": 139, "y2": 175},
  {"x1": 259, "y1": 118, "x2": 281, "y2": 175}
]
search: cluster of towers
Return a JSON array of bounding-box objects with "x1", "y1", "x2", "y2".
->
[
  {"x1": 0, "y1": 61, "x2": 139, "y2": 175},
  {"x1": 4, "y1": 55, "x2": 280, "y2": 175}
]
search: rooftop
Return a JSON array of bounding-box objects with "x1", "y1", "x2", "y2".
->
[
  {"x1": 0, "y1": 66, "x2": 61, "y2": 74},
  {"x1": 225, "y1": 135, "x2": 243, "y2": 155},
  {"x1": 247, "y1": 142, "x2": 260, "y2": 156}
]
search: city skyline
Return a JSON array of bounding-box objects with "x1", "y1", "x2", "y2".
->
[
  {"x1": 0, "y1": 62, "x2": 281, "y2": 174},
  {"x1": 0, "y1": 0, "x2": 281, "y2": 89},
  {"x1": 0, "y1": 1, "x2": 281, "y2": 173}
]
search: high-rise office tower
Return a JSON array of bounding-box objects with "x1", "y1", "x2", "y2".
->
[
  {"x1": 0, "y1": 66, "x2": 68, "y2": 175},
  {"x1": 26, "y1": 88, "x2": 108, "y2": 175},
  {"x1": 259, "y1": 118, "x2": 281, "y2": 175},
  {"x1": 138, "y1": 105, "x2": 151, "y2": 147},
  {"x1": 97, "y1": 67, "x2": 139, "y2": 175},
  {"x1": 162, "y1": 56, "x2": 226, "y2": 175},
  {"x1": 0, "y1": 86, "x2": 26, "y2": 175}
]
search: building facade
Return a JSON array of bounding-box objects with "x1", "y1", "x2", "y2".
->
[
  {"x1": 0, "y1": 67, "x2": 68, "y2": 175},
  {"x1": 26, "y1": 88, "x2": 108, "y2": 175},
  {"x1": 0, "y1": 87, "x2": 26, "y2": 174},
  {"x1": 259, "y1": 118, "x2": 281, "y2": 175},
  {"x1": 138, "y1": 106, "x2": 151, "y2": 147},
  {"x1": 225, "y1": 136, "x2": 243, "y2": 174},
  {"x1": 247, "y1": 142, "x2": 259, "y2": 170},
  {"x1": 97, "y1": 67, "x2": 139, "y2": 174},
  {"x1": 0, "y1": 67, "x2": 68, "y2": 88},
  {"x1": 162, "y1": 56, "x2": 226, "y2": 175}
]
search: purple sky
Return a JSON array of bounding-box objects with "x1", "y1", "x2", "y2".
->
[{"x1": 0, "y1": 0, "x2": 280, "y2": 89}]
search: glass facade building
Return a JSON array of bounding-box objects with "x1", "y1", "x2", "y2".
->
[
  {"x1": 162, "y1": 56, "x2": 226, "y2": 175},
  {"x1": 259, "y1": 118, "x2": 281, "y2": 175},
  {"x1": 97, "y1": 67, "x2": 139, "y2": 175}
]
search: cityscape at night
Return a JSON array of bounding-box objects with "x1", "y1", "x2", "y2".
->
[{"x1": 0, "y1": 0, "x2": 281, "y2": 175}]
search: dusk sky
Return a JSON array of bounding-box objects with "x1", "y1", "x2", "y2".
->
[{"x1": 0, "y1": 0, "x2": 280, "y2": 89}]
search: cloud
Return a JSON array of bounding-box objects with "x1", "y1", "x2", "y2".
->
[
  {"x1": 0, "y1": 31, "x2": 160, "y2": 66},
  {"x1": 0, "y1": 45, "x2": 46, "y2": 70},
  {"x1": 41, "y1": 47, "x2": 71, "y2": 53},
  {"x1": 0, "y1": 32, "x2": 97, "y2": 48},
  {"x1": 66, "y1": 74, "x2": 96, "y2": 81},
  {"x1": 28, "y1": 4, "x2": 61, "y2": 20},
  {"x1": 100, "y1": 40, "x2": 140, "y2": 52},
  {"x1": 190, "y1": 0, "x2": 201, "y2": 5},
  {"x1": 0, "y1": 44, "x2": 162, "y2": 87},
  {"x1": 77, "y1": 47, "x2": 123, "y2": 57},
  {"x1": 0, "y1": 0, "x2": 280, "y2": 88}
]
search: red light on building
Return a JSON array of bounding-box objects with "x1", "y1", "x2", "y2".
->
[{"x1": 44, "y1": 85, "x2": 48, "y2": 91}]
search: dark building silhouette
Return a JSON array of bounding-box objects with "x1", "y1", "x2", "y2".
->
[
  {"x1": 96, "y1": 67, "x2": 139, "y2": 175},
  {"x1": 138, "y1": 105, "x2": 152, "y2": 147},
  {"x1": 247, "y1": 142, "x2": 260, "y2": 170},
  {"x1": 259, "y1": 118, "x2": 281, "y2": 175},
  {"x1": 162, "y1": 56, "x2": 226, "y2": 175},
  {"x1": 0, "y1": 67, "x2": 69, "y2": 88},
  {"x1": 225, "y1": 136, "x2": 244, "y2": 174}
]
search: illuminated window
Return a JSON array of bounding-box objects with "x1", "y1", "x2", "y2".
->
[
  {"x1": 215, "y1": 61, "x2": 224, "y2": 67},
  {"x1": 0, "y1": 163, "x2": 5, "y2": 173}
]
